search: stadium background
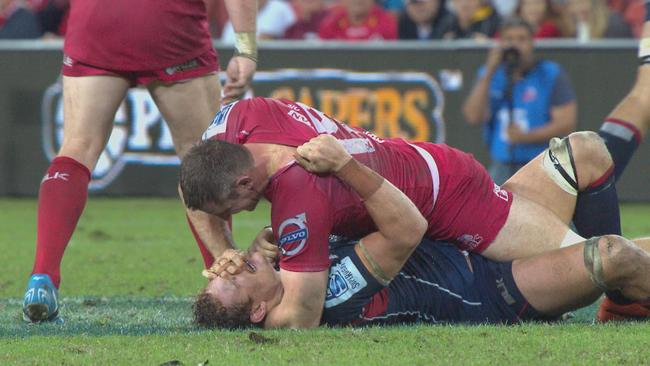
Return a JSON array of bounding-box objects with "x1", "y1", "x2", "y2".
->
[
  {"x1": 0, "y1": 40, "x2": 648, "y2": 201},
  {"x1": 3, "y1": 33, "x2": 650, "y2": 365}
]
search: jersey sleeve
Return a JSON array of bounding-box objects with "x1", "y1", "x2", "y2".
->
[
  {"x1": 549, "y1": 67, "x2": 576, "y2": 107},
  {"x1": 269, "y1": 166, "x2": 334, "y2": 272}
]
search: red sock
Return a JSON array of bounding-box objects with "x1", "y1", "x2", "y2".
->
[
  {"x1": 186, "y1": 215, "x2": 215, "y2": 269},
  {"x1": 32, "y1": 156, "x2": 91, "y2": 288}
]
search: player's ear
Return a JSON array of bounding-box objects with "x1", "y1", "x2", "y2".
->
[
  {"x1": 235, "y1": 175, "x2": 253, "y2": 189},
  {"x1": 250, "y1": 301, "x2": 267, "y2": 324}
]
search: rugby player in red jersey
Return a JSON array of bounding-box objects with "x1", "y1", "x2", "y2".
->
[
  {"x1": 193, "y1": 135, "x2": 650, "y2": 329},
  {"x1": 179, "y1": 95, "x2": 634, "y2": 328},
  {"x1": 23, "y1": 0, "x2": 258, "y2": 323}
]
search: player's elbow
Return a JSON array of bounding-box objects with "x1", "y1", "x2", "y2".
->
[{"x1": 400, "y1": 215, "x2": 428, "y2": 250}]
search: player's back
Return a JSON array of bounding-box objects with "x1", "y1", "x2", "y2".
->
[{"x1": 204, "y1": 97, "x2": 438, "y2": 222}]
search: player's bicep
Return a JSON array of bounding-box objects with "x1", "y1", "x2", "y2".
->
[{"x1": 266, "y1": 269, "x2": 328, "y2": 329}]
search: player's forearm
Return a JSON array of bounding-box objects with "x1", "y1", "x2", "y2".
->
[
  {"x1": 335, "y1": 159, "x2": 427, "y2": 247},
  {"x1": 187, "y1": 209, "x2": 236, "y2": 259},
  {"x1": 462, "y1": 73, "x2": 493, "y2": 125},
  {"x1": 224, "y1": 0, "x2": 257, "y2": 33}
]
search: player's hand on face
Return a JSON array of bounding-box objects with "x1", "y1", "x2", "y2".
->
[
  {"x1": 222, "y1": 56, "x2": 257, "y2": 105},
  {"x1": 295, "y1": 134, "x2": 352, "y2": 174},
  {"x1": 249, "y1": 226, "x2": 279, "y2": 264},
  {"x1": 202, "y1": 249, "x2": 251, "y2": 280}
]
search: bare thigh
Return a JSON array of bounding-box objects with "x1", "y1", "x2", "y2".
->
[
  {"x1": 502, "y1": 154, "x2": 576, "y2": 224},
  {"x1": 59, "y1": 75, "x2": 130, "y2": 169},
  {"x1": 482, "y1": 193, "x2": 581, "y2": 261},
  {"x1": 512, "y1": 243, "x2": 601, "y2": 316},
  {"x1": 148, "y1": 73, "x2": 221, "y2": 158}
]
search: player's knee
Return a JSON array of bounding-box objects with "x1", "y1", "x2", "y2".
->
[
  {"x1": 598, "y1": 235, "x2": 643, "y2": 286},
  {"x1": 58, "y1": 136, "x2": 105, "y2": 168},
  {"x1": 568, "y1": 131, "x2": 613, "y2": 187}
]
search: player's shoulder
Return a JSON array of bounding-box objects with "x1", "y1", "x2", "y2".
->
[{"x1": 268, "y1": 162, "x2": 336, "y2": 198}]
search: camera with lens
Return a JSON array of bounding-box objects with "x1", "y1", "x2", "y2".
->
[{"x1": 502, "y1": 47, "x2": 520, "y2": 68}]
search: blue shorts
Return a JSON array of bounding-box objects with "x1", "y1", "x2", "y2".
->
[{"x1": 322, "y1": 238, "x2": 554, "y2": 326}]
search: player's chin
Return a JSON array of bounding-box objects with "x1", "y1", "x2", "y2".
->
[{"x1": 245, "y1": 199, "x2": 260, "y2": 211}]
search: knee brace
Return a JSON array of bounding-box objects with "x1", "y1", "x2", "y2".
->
[
  {"x1": 583, "y1": 236, "x2": 609, "y2": 291},
  {"x1": 542, "y1": 137, "x2": 579, "y2": 196}
]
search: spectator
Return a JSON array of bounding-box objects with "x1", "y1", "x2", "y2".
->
[
  {"x1": 27, "y1": 0, "x2": 68, "y2": 38},
  {"x1": 492, "y1": 0, "x2": 518, "y2": 18},
  {"x1": 222, "y1": 0, "x2": 296, "y2": 41},
  {"x1": 560, "y1": 0, "x2": 633, "y2": 40},
  {"x1": 284, "y1": 0, "x2": 327, "y2": 39},
  {"x1": 398, "y1": 0, "x2": 454, "y2": 40},
  {"x1": 607, "y1": 0, "x2": 644, "y2": 37},
  {"x1": 380, "y1": 0, "x2": 406, "y2": 14},
  {"x1": 516, "y1": 0, "x2": 562, "y2": 38},
  {"x1": 441, "y1": 0, "x2": 501, "y2": 40},
  {"x1": 462, "y1": 17, "x2": 577, "y2": 184},
  {"x1": 318, "y1": 0, "x2": 397, "y2": 40},
  {"x1": 0, "y1": 0, "x2": 41, "y2": 39}
]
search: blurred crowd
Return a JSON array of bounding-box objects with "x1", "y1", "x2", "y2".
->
[{"x1": 0, "y1": 0, "x2": 644, "y2": 40}]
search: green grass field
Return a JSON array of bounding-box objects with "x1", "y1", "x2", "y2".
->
[{"x1": 1, "y1": 198, "x2": 650, "y2": 365}]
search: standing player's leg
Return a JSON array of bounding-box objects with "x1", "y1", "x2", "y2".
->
[
  {"x1": 24, "y1": 75, "x2": 130, "y2": 323},
  {"x1": 147, "y1": 73, "x2": 226, "y2": 268},
  {"x1": 598, "y1": 20, "x2": 650, "y2": 180}
]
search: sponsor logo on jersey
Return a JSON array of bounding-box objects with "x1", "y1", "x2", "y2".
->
[
  {"x1": 278, "y1": 213, "x2": 309, "y2": 257},
  {"x1": 325, "y1": 256, "x2": 368, "y2": 308},
  {"x1": 165, "y1": 59, "x2": 199, "y2": 75},
  {"x1": 457, "y1": 233, "x2": 484, "y2": 251},
  {"x1": 493, "y1": 184, "x2": 510, "y2": 202},
  {"x1": 202, "y1": 102, "x2": 237, "y2": 141}
]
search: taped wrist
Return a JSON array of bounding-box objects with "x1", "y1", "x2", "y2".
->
[
  {"x1": 335, "y1": 159, "x2": 385, "y2": 201},
  {"x1": 234, "y1": 32, "x2": 258, "y2": 63}
]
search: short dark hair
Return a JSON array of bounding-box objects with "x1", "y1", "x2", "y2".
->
[
  {"x1": 193, "y1": 288, "x2": 254, "y2": 329},
  {"x1": 180, "y1": 140, "x2": 254, "y2": 210},
  {"x1": 499, "y1": 16, "x2": 535, "y2": 37}
]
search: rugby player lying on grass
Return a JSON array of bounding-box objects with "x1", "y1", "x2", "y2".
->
[
  {"x1": 192, "y1": 135, "x2": 650, "y2": 329},
  {"x1": 181, "y1": 103, "x2": 630, "y2": 328}
]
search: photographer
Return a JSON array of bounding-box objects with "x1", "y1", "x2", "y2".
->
[{"x1": 462, "y1": 17, "x2": 577, "y2": 184}]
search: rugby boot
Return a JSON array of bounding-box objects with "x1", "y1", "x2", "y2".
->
[
  {"x1": 596, "y1": 297, "x2": 650, "y2": 322},
  {"x1": 22, "y1": 274, "x2": 63, "y2": 324}
]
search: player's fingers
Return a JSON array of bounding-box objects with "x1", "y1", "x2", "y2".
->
[
  {"x1": 294, "y1": 153, "x2": 314, "y2": 171},
  {"x1": 225, "y1": 263, "x2": 243, "y2": 275},
  {"x1": 258, "y1": 247, "x2": 279, "y2": 263},
  {"x1": 202, "y1": 269, "x2": 218, "y2": 280},
  {"x1": 217, "y1": 270, "x2": 233, "y2": 280}
]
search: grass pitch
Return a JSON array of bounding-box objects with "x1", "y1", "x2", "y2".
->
[{"x1": 1, "y1": 198, "x2": 650, "y2": 365}]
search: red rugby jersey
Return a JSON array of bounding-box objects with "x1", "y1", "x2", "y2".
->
[{"x1": 204, "y1": 97, "x2": 440, "y2": 272}]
